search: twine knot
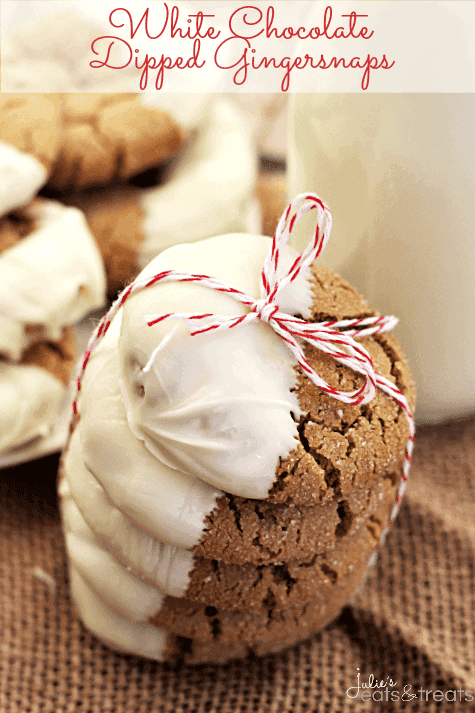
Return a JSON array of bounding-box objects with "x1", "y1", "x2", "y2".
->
[{"x1": 251, "y1": 300, "x2": 279, "y2": 323}]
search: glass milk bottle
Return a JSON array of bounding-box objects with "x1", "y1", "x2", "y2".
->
[{"x1": 288, "y1": 94, "x2": 475, "y2": 424}]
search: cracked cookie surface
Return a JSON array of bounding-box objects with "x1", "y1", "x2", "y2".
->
[
  {"x1": 150, "y1": 523, "x2": 377, "y2": 644},
  {"x1": 49, "y1": 94, "x2": 185, "y2": 191},
  {"x1": 193, "y1": 473, "x2": 394, "y2": 566},
  {"x1": 0, "y1": 94, "x2": 62, "y2": 170},
  {"x1": 185, "y1": 478, "x2": 395, "y2": 612},
  {"x1": 268, "y1": 266, "x2": 415, "y2": 505}
]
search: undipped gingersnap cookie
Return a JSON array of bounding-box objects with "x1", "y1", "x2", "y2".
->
[
  {"x1": 0, "y1": 94, "x2": 62, "y2": 217},
  {"x1": 48, "y1": 94, "x2": 185, "y2": 193}
]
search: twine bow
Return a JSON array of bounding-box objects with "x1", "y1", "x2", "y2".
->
[{"x1": 73, "y1": 193, "x2": 414, "y2": 534}]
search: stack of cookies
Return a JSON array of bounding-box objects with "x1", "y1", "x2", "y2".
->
[
  {"x1": 0, "y1": 95, "x2": 106, "y2": 458},
  {"x1": 59, "y1": 228, "x2": 415, "y2": 665}
]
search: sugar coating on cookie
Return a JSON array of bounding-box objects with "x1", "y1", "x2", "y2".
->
[{"x1": 0, "y1": 199, "x2": 106, "y2": 361}]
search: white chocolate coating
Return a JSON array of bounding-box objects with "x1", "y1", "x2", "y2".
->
[
  {"x1": 119, "y1": 234, "x2": 312, "y2": 498},
  {"x1": 0, "y1": 362, "x2": 64, "y2": 454},
  {"x1": 61, "y1": 481, "x2": 165, "y2": 621},
  {"x1": 69, "y1": 567, "x2": 167, "y2": 661},
  {"x1": 63, "y1": 428, "x2": 194, "y2": 598},
  {"x1": 0, "y1": 142, "x2": 47, "y2": 217},
  {"x1": 138, "y1": 97, "x2": 258, "y2": 268},
  {"x1": 0, "y1": 199, "x2": 106, "y2": 361},
  {"x1": 76, "y1": 312, "x2": 221, "y2": 550}
]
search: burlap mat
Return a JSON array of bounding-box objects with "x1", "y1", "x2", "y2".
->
[{"x1": 1, "y1": 415, "x2": 474, "y2": 712}]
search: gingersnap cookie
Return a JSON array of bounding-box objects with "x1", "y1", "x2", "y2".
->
[
  {"x1": 68, "y1": 565, "x2": 320, "y2": 665},
  {"x1": 165, "y1": 627, "x2": 311, "y2": 667},
  {"x1": 0, "y1": 94, "x2": 62, "y2": 217},
  {"x1": 0, "y1": 198, "x2": 106, "y2": 361},
  {"x1": 256, "y1": 173, "x2": 287, "y2": 238},
  {"x1": 192, "y1": 471, "x2": 393, "y2": 565},
  {"x1": 64, "y1": 96, "x2": 258, "y2": 296},
  {"x1": 60, "y1": 474, "x2": 376, "y2": 656},
  {"x1": 46, "y1": 94, "x2": 185, "y2": 193},
  {"x1": 60, "y1": 196, "x2": 415, "y2": 662},
  {"x1": 0, "y1": 328, "x2": 75, "y2": 456},
  {"x1": 61, "y1": 456, "x2": 393, "y2": 614},
  {"x1": 60, "y1": 424, "x2": 394, "y2": 610}
]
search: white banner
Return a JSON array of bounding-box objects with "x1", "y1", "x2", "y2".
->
[{"x1": 2, "y1": 1, "x2": 475, "y2": 93}]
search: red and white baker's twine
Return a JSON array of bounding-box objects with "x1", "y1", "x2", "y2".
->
[{"x1": 73, "y1": 193, "x2": 414, "y2": 538}]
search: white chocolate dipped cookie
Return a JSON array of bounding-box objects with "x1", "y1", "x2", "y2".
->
[
  {"x1": 60, "y1": 464, "x2": 383, "y2": 655},
  {"x1": 98, "y1": 233, "x2": 312, "y2": 499},
  {"x1": 0, "y1": 199, "x2": 106, "y2": 361},
  {"x1": 0, "y1": 94, "x2": 62, "y2": 217},
  {"x1": 67, "y1": 567, "x2": 318, "y2": 666},
  {"x1": 65, "y1": 96, "x2": 259, "y2": 296},
  {"x1": 0, "y1": 329, "x2": 75, "y2": 456},
  {"x1": 61, "y1": 427, "x2": 395, "y2": 613}
]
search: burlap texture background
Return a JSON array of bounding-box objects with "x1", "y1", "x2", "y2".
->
[{"x1": 1, "y1": 414, "x2": 474, "y2": 712}]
